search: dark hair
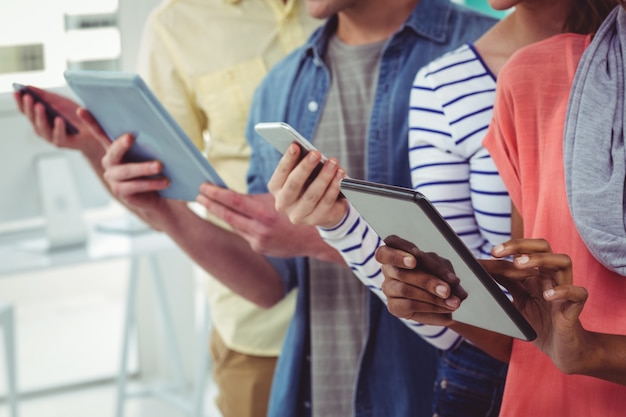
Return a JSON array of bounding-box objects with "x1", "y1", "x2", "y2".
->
[{"x1": 565, "y1": 0, "x2": 619, "y2": 34}]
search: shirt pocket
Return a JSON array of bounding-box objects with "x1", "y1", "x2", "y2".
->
[{"x1": 195, "y1": 57, "x2": 268, "y2": 166}]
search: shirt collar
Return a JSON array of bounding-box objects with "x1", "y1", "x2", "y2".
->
[
  {"x1": 405, "y1": 0, "x2": 453, "y2": 44},
  {"x1": 303, "y1": 0, "x2": 453, "y2": 60}
]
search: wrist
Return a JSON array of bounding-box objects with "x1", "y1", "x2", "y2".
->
[
  {"x1": 566, "y1": 329, "x2": 604, "y2": 376},
  {"x1": 134, "y1": 198, "x2": 182, "y2": 232},
  {"x1": 80, "y1": 143, "x2": 106, "y2": 164},
  {"x1": 318, "y1": 202, "x2": 351, "y2": 233}
]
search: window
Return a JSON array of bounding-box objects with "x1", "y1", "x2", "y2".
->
[{"x1": 0, "y1": 0, "x2": 121, "y2": 92}]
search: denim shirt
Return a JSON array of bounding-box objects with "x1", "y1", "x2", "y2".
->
[{"x1": 245, "y1": 1, "x2": 497, "y2": 416}]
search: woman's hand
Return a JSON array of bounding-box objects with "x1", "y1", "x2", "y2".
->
[
  {"x1": 15, "y1": 87, "x2": 107, "y2": 162},
  {"x1": 490, "y1": 239, "x2": 589, "y2": 374},
  {"x1": 375, "y1": 235, "x2": 467, "y2": 326}
]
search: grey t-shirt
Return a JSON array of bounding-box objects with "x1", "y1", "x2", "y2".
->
[{"x1": 309, "y1": 34, "x2": 386, "y2": 417}]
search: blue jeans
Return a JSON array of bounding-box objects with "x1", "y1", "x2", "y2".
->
[{"x1": 432, "y1": 341, "x2": 508, "y2": 417}]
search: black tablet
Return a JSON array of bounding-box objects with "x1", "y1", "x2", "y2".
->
[
  {"x1": 339, "y1": 177, "x2": 536, "y2": 341},
  {"x1": 64, "y1": 70, "x2": 227, "y2": 201}
]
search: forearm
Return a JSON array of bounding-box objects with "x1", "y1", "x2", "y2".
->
[
  {"x1": 78, "y1": 141, "x2": 138, "y2": 213},
  {"x1": 146, "y1": 199, "x2": 286, "y2": 308},
  {"x1": 306, "y1": 234, "x2": 347, "y2": 265},
  {"x1": 566, "y1": 331, "x2": 626, "y2": 385}
]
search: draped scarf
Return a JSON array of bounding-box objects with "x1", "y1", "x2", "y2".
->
[{"x1": 563, "y1": 6, "x2": 626, "y2": 275}]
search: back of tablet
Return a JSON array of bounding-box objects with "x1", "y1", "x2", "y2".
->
[
  {"x1": 64, "y1": 70, "x2": 226, "y2": 201},
  {"x1": 339, "y1": 177, "x2": 536, "y2": 341}
]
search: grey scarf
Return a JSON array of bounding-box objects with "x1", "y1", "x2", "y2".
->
[{"x1": 563, "y1": 6, "x2": 626, "y2": 275}]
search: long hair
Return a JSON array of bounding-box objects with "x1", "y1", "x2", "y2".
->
[{"x1": 565, "y1": 0, "x2": 619, "y2": 34}]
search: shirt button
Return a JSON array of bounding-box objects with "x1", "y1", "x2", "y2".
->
[
  {"x1": 304, "y1": 401, "x2": 311, "y2": 409},
  {"x1": 308, "y1": 101, "x2": 319, "y2": 112},
  {"x1": 440, "y1": 378, "x2": 447, "y2": 389}
]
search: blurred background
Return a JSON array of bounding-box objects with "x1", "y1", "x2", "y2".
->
[{"x1": 0, "y1": 1, "x2": 507, "y2": 416}]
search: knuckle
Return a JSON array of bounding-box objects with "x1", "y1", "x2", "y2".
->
[
  {"x1": 285, "y1": 179, "x2": 302, "y2": 196},
  {"x1": 303, "y1": 189, "x2": 322, "y2": 205},
  {"x1": 387, "y1": 301, "x2": 404, "y2": 318},
  {"x1": 288, "y1": 213, "x2": 304, "y2": 225},
  {"x1": 580, "y1": 286, "x2": 589, "y2": 300},
  {"x1": 274, "y1": 199, "x2": 287, "y2": 213},
  {"x1": 110, "y1": 183, "x2": 123, "y2": 196},
  {"x1": 537, "y1": 237, "x2": 551, "y2": 250},
  {"x1": 230, "y1": 194, "x2": 245, "y2": 211}
]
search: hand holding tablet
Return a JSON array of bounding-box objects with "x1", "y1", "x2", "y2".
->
[
  {"x1": 339, "y1": 177, "x2": 536, "y2": 341},
  {"x1": 64, "y1": 70, "x2": 227, "y2": 201}
]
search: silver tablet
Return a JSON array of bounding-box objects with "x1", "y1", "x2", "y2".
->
[
  {"x1": 339, "y1": 177, "x2": 536, "y2": 341},
  {"x1": 64, "y1": 70, "x2": 227, "y2": 201}
]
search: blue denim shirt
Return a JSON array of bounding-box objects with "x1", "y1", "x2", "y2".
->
[{"x1": 245, "y1": 1, "x2": 496, "y2": 416}]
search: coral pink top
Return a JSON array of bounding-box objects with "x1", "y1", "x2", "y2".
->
[{"x1": 484, "y1": 33, "x2": 626, "y2": 417}]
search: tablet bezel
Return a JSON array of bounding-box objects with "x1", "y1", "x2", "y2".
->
[
  {"x1": 64, "y1": 70, "x2": 227, "y2": 201},
  {"x1": 339, "y1": 177, "x2": 536, "y2": 341}
]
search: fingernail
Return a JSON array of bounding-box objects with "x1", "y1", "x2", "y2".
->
[
  {"x1": 435, "y1": 285, "x2": 448, "y2": 298},
  {"x1": 544, "y1": 288, "x2": 555, "y2": 299},
  {"x1": 308, "y1": 152, "x2": 319, "y2": 162},
  {"x1": 445, "y1": 297, "x2": 460, "y2": 309},
  {"x1": 493, "y1": 244, "x2": 504, "y2": 255},
  {"x1": 516, "y1": 255, "x2": 529, "y2": 265},
  {"x1": 402, "y1": 256, "x2": 413, "y2": 267}
]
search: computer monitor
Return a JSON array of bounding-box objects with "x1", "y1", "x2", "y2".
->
[{"x1": 0, "y1": 87, "x2": 112, "y2": 246}]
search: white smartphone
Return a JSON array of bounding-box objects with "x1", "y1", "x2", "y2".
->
[
  {"x1": 255, "y1": 121, "x2": 340, "y2": 192},
  {"x1": 254, "y1": 122, "x2": 327, "y2": 162}
]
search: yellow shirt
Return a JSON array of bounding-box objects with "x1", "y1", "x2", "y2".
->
[{"x1": 137, "y1": 0, "x2": 321, "y2": 355}]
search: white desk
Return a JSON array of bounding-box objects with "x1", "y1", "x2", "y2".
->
[
  {"x1": 0, "y1": 211, "x2": 203, "y2": 416},
  {"x1": 0, "y1": 217, "x2": 177, "y2": 277}
]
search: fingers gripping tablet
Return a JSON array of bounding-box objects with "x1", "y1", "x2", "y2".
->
[
  {"x1": 339, "y1": 177, "x2": 536, "y2": 341},
  {"x1": 63, "y1": 70, "x2": 227, "y2": 201}
]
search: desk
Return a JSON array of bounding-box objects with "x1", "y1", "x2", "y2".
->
[
  {"x1": 0, "y1": 210, "x2": 203, "y2": 415},
  {"x1": 0, "y1": 217, "x2": 177, "y2": 276}
]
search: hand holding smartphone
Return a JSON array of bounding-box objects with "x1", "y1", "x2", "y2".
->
[
  {"x1": 255, "y1": 122, "x2": 345, "y2": 197},
  {"x1": 255, "y1": 121, "x2": 330, "y2": 188},
  {"x1": 13, "y1": 83, "x2": 79, "y2": 135}
]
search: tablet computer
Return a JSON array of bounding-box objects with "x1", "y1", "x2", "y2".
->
[
  {"x1": 339, "y1": 177, "x2": 536, "y2": 341},
  {"x1": 64, "y1": 70, "x2": 227, "y2": 201}
]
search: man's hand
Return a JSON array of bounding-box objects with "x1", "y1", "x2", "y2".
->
[
  {"x1": 197, "y1": 184, "x2": 344, "y2": 263},
  {"x1": 268, "y1": 143, "x2": 348, "y2": 229}
]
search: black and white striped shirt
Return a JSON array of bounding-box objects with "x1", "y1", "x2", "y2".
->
[{"x1": 319, "y1": 44, "x2": 511, "y2": 350}]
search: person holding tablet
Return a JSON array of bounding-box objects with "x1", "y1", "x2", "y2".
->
[
  {"x1": 15, "y1": 1, "x2": 320, "y2": 416},
  {"x1": 378, "y1": 5, "x2": 626, "y2": 415},
  {"x1": 267, "y1": 1, "x2": 617, "y2": 415},
  {"x1": 93, "y1": 1, "x2": 497, "y2": 416}
]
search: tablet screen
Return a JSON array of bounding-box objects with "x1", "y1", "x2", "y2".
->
[{"x1": 339, "y1": 177, "x2": 536, "y2": 341}]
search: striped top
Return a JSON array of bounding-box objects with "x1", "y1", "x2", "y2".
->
[{"x1": 319, "y1": 44, "x2": 511, "y2": 351}]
